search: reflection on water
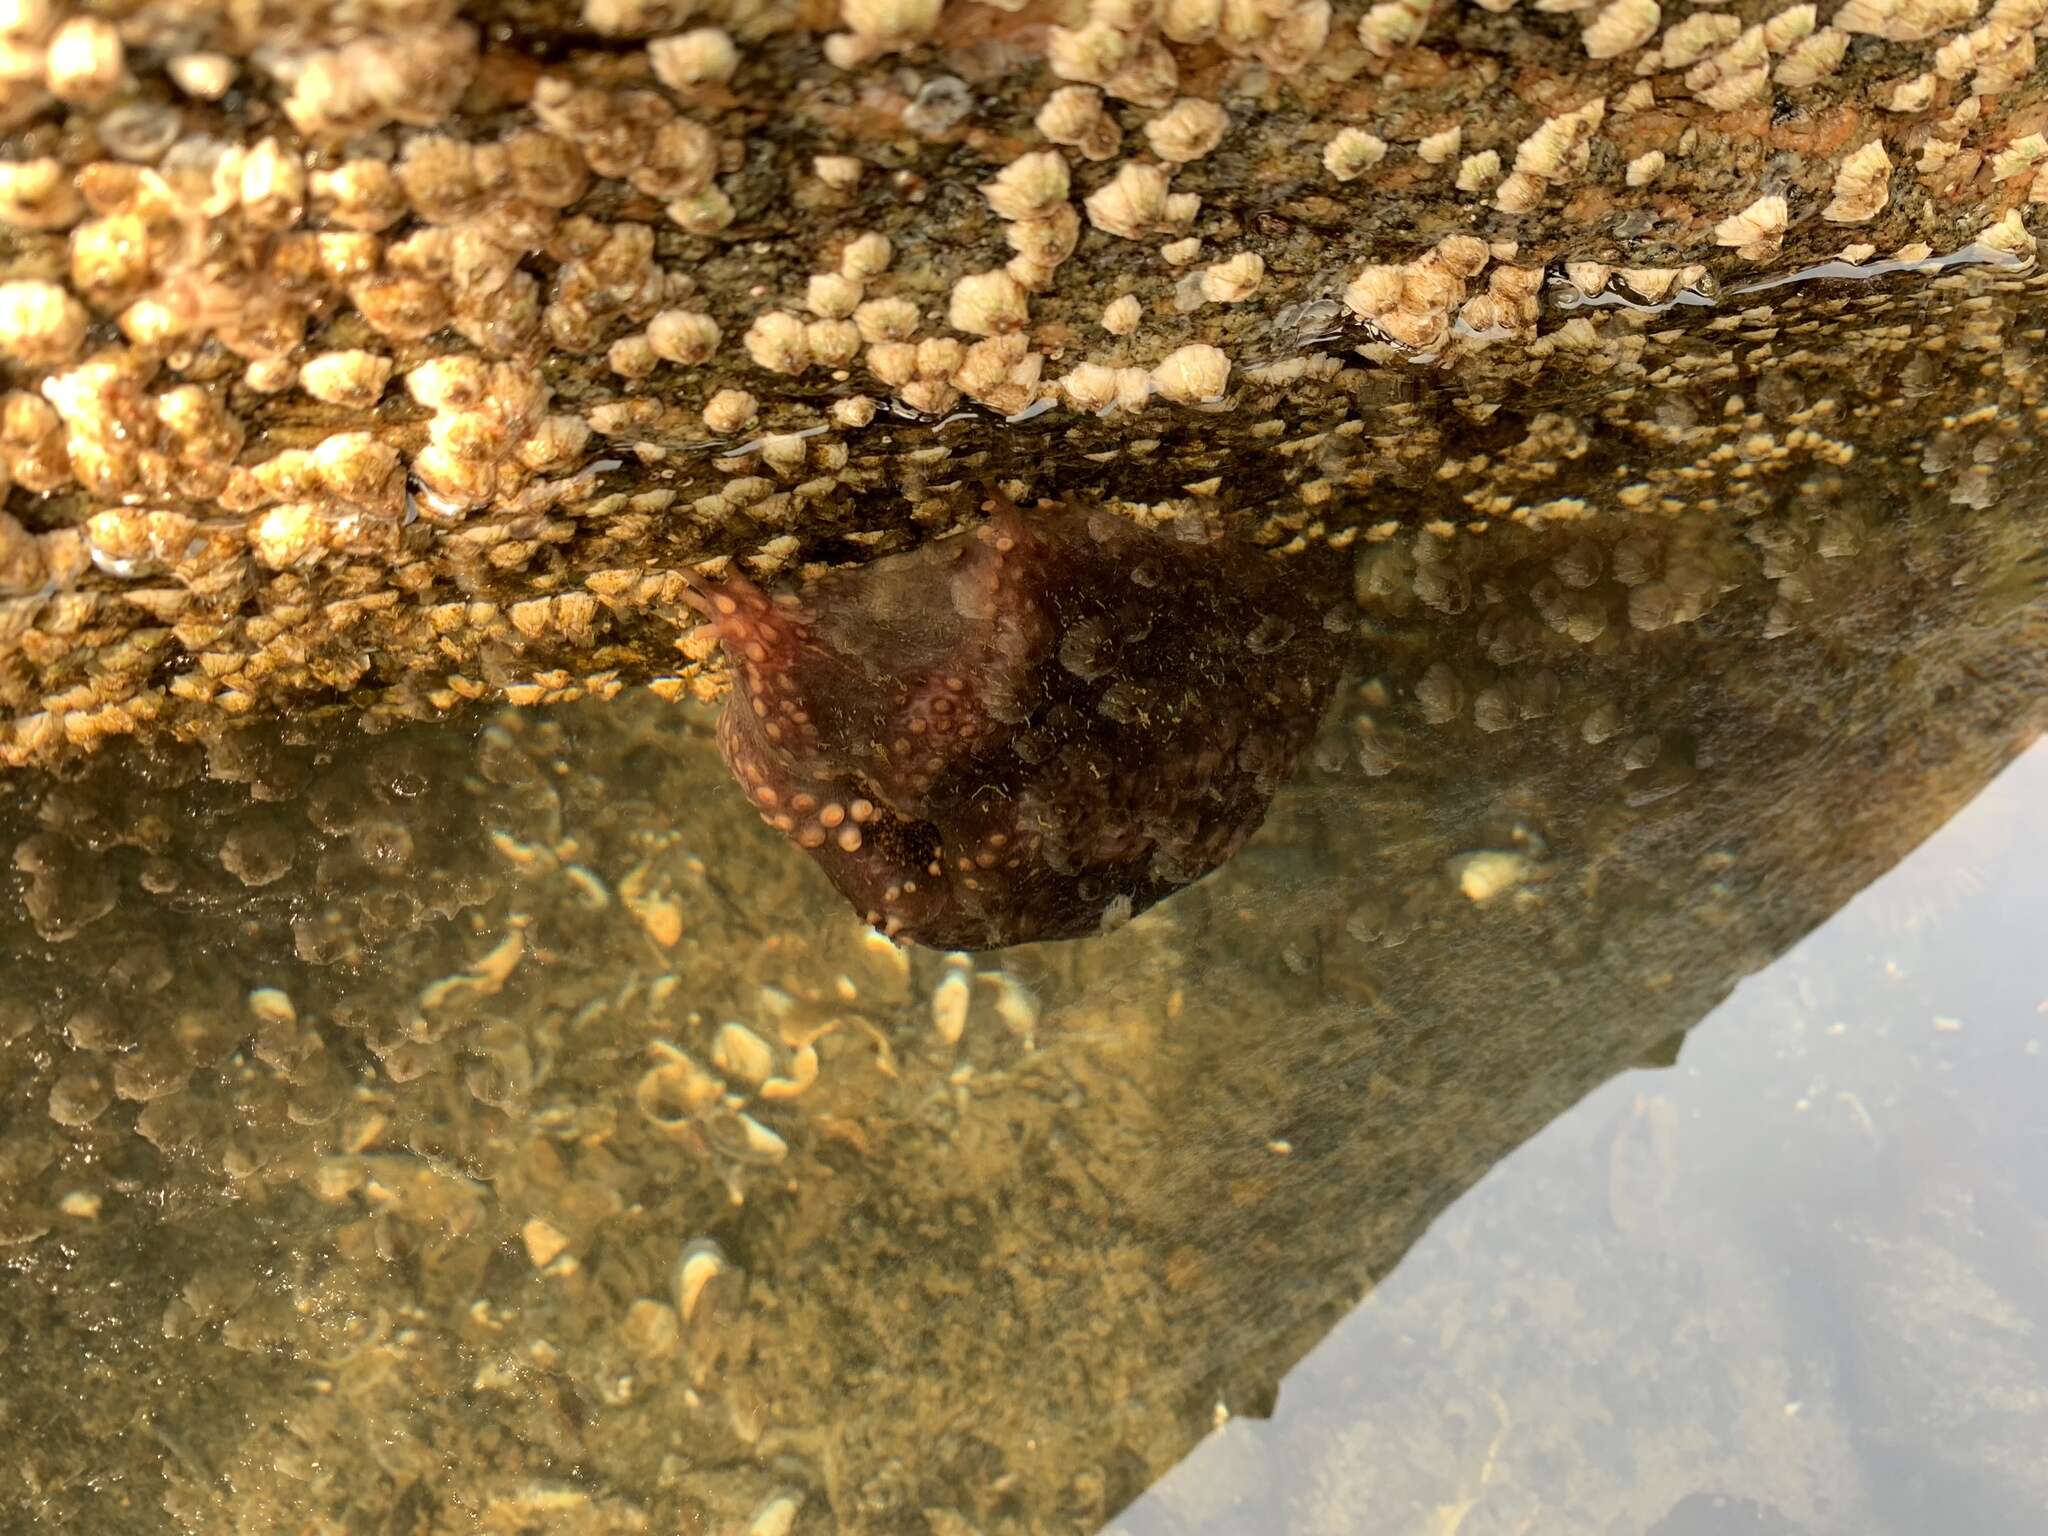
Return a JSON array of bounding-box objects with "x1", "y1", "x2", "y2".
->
[
  {"x1": 1, "y1": 391, "x2": 2045, "y2": 1532},
  {"x1": 1119, "y1": 743, "x2": 2048, "y2": 1536}
]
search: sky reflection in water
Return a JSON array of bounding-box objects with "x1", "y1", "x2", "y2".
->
[{"x1": 1118, "y1": 742, "x2": 2048, "y2": 1536}]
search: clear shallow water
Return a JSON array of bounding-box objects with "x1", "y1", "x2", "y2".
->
[
  {"x1": 1118, "y1": 743, "x2": 2048, "y2": 1536},
  {"x1": 0, "y1": 470, "x2": 2042, "y2": 1534}
]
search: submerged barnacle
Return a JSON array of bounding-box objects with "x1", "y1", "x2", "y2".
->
[
  {"x1": 673, "y1": 1237, "x2": 733, "y2": 1322},
  {"x1": 932, "y1": 957, "x2": 972, "y2": 1042},
  {"x1": 634, "y1": 1042, "x2": 721, "y2": 1132}
]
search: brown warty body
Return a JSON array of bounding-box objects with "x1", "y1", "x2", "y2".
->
[{"x1": 691, "y1": 498, "x2": 1346, "y2": 949}]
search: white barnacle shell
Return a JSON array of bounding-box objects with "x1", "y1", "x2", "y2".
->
[
  {"x1": 702, "y1": 387, "x2": 758, "y2": 433},
  {"x1": 1037, "y1": 85, "x2": 1104, "y2": 144},
  {"x1": 1975, "y1": 208, "x2": 2035, "y2": 262},
  {"x1": 805, "y1": 271, "x2": 863, "y2": 319},
  {"x1": 1833, "y1": 0, "x2": 1979, "y2": 43},
  {"x1": 854, "y1": 296, "x2": 921, "y2": 343},
  {"x1": 1582, "y1": 0, "x2": 1659, "y2": 59},
  {"x1": 841, "y1": 230, "x2": 893, "y2": 278},
  {"x1": 1150, "y1": 342, "x2": 1230, "y2": 403},
  {"x1": 1989, "y1": 133, "x2": 2047, "y2": 181},
  {"x1": 1659, "y1": 12, "x2": 1742, "y2": 67},
  {"x1": 1822, "y1": 140, "x2": 1892, "y2": 223},
  {"x1": 1511, "y1": 97, "x2": 1606, "y2": 182},
  {"x1": 648, "y1": 27, "x2": 738, "y2": 88},
  {"x1": 1342, "y1": 263, "x2": 1408, "y2": 319},
  {"x1": 649, "y1": 309, "x2": 721, "y2": 364},
  {"x1": 948, "y1": 269, "x2": 1029, "y2": 335},
  {"x1": 743, "y1": 310, "x2": 811, "y2": 373},
  {"x1": 1200, "y1": 251, "x2": 1265, "y2": 303},
  {"x1": 1047, "y1": 20, "x2": 1133, "y2": 84},
  {"x1": 841, "y1": 0, "x2": 943, "y2": 42},
  {"x1": 1161, "y1": 0, "x2": 1223, "y2": 41},
  {"x1": 1005, "y1": 202, "x2": 1081, "y2": 267},
  {"x1": 1323, "y1": 127, "x2": 1388, "y2": 182},
  {"x1": 982, "y1": 150, "x2": 1071, "y2": 221},
  {"x1": 1417, "y1": 125, "x2": 1463, "y2": 165},
  {"x1": 45, "y1": 15, "x2": 125, "y2": 107},
  {"x1": 1083, "y1": 161, "x2": 1171, "y2": 238},
  {"x1": 1763, "y1": 2, "x2": 1819, "y2": 49},
  {"x1": 1713, "y1": 192, "x2": 1788, "y2": 258},
  {"x1": 1455, "y1": 149, "x2": 1501, "y2": 192},
  {"x1": 1100, "y1": 293, "x2": 1142, "y2": 334},
  {"x1": 1358, "y1": 0, "x2": 1434, "y2": 55},
  {"x1": 1144, "y1": 98, "x2": 1229, "y2": 163},
  {"x1": 1434, "y1": 235, "x2": 1491, "y2": 277}
]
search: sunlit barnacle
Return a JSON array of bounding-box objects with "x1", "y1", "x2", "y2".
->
[
  {"x1": 1083, "y1": 162, "x2": 1172, "y2": 239},
  {"x1": 300, "y1": 351, "x2": 394, "y2": 410},
  {"x1": 1150, "y1": 344, "x2": 1230, "y2": 403},
  {"x1": 1823, "y1": 141, "x2": 1892, "y2": 223},
  {"x1": 948, "y1": 270, "x2": 1029, "y2": 336},
  {"x1": 1199, "y1": 253, "x2": 1264, "y2": 304},
  {"x1": 1324, "y1": 128, "x2": 1388, "y2": 183},
  {"x1": 1037, "y1": 85, "x2": 1121, "y2": 161},
  {"x1": 44, "y1": 15, "x2": 123, "y2": 106},
  {"x1": 649, "y1": 27, "x2": 738, "y2": 87},
  {"x1": 1582, "y1": 0, "x2": 1659, "y2": 58},
  {"x1": 0, "y1": 280, "x2": 87, "y2": 365},
  {"x1": 983, "y1": 150, "x2": 1070, "y2": 221},
  {"x1": 1715, "y1": 193, "x2": 1789, "y2": 259},
  {"x1": 0, "y1": 157, "x2": 81, "y2": 230},
  {"x1": 744, "y1": 311, "x2": 811, "y2": 374},
  {"x1": 1144, "y1": 99, "x2": 1228, "y2": 163}
]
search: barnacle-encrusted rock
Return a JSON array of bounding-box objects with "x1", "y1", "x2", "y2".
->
[{"x1": 0, "y1": 0, "x2": 2039, "y2": 790}]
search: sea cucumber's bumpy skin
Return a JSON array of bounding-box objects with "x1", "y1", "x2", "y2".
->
[{"x1": 693, "y1": 499, "x2": 1346, "y2": 949}]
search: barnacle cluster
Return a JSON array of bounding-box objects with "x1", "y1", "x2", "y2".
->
[{"x1": 0, "y1": 0, "x2": 2038, "y2": 775}]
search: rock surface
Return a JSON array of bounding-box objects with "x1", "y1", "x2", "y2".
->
[{"x1": 0, "y1": 0, "x2": 2043, "y2": 767}]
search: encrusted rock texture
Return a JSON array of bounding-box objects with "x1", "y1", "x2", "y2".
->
[{"x1": 0, "y1": 0, "x2": 2043, "y2": 769}]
